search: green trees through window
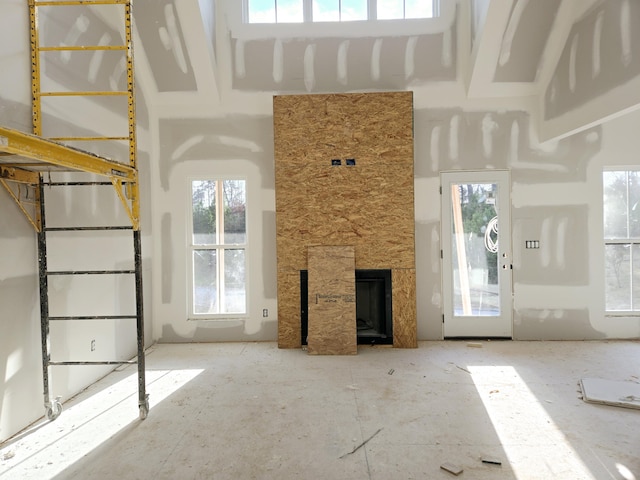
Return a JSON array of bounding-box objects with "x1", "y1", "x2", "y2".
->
[
  {"x1": 458, "y1": 183, "x2": 499, "y2": 285},
  {"x1": 190, "y1": 179, "x2": 247, "y2": 316}
]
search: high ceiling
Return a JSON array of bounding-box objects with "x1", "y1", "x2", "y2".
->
[
  {"x1": 129, "y1": 0, "x2": 640, "y2": 143},
  {"x1": 126, "y1": 0, "x2": 594, "y2": 100},
  {"x1": 2, "y1": 0, "x2": 639, "y2": 143}
]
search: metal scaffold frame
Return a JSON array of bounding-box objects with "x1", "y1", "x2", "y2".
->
[{"x1": 0, "y1": 0, "x2": 148, "y2": 420}]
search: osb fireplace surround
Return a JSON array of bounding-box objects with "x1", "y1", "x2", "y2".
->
[{"x1": 273, "y1": 92, "x2": 417, "y2": 350}]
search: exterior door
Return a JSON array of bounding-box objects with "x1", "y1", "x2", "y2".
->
[{"x1": 441, "y1": 171, "x2": 512, "y2": 338}]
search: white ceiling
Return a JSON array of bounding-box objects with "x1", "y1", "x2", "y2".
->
[
  {"x1": 128, "y1": 0, "x2": 583, "y2": 100},
  {"x1": 4, "y1": 0, "x2": 639, "y2": 143}
]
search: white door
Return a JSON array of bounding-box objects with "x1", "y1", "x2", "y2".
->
[{"x1": 441, "y1": 171, "x2": 512, "y2": 338}]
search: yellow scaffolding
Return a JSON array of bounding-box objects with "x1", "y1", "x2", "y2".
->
[
  {"x1": 0, "y1": 0, "x2": 148, "y2": 420},
  {"x1": 0, "y1": 126, "x2": 139, "y2": 230}
]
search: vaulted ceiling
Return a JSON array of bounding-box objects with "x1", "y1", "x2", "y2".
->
[
  {"x1": 3, "y1": 0, "x2": 639, "y2": 143},
  {"x1": 126, "y1": 0, "x2": 589, "y2": 99}
]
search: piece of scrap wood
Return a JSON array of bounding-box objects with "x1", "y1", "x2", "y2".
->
[
  {"x1": 467, "y1": 342, "x2": 483, "y2": 348},
  {"x1": 440, "y1": 463, "x2": 463, "y2": 475},
  {"x1": 339, "y1": 428, "x2": 382, "y2": 459},
  {"x1": 481, "y1": 456, "x2": 502, "y2": 465}
]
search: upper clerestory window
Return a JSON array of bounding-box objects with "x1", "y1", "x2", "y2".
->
[
  {"x1": 244, "y1": 0, "x2": 440, "y2": 24},
  {"x1": 231, "y1": 0, "x2": 451, "y2": 40}
]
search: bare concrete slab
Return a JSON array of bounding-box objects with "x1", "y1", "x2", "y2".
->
[{"x1": 1, "y1": 341, "x2": 639, "y2": 479}]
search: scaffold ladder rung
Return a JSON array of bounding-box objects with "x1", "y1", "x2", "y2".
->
[
  {"x1": 48, "y1": 136, "x2": 130, "y2": 142},
  {"x1": 44, "y1": 226, "x2": 133, "y2": 231},
  {"x1": 39, "y1": 45, "x2": 127, "y2": 52},
  {"x1": 31, "y1": 0, "x2": 148, "y2": 423},
  {"x1": 47, "y1": 270, "x2": 135, "y2": 275},
  {"x1": 49, "y1": 361, "x2": 137, "y2": 366},
  {"x1": 49, "y1": 315, "x2": 137, "y2": 320}
]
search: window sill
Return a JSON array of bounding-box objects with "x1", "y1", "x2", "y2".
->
[{"x1": 188, "y1": 315, "x2": 249, "y2": 321}]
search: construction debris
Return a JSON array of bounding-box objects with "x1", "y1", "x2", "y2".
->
[
  {"x1": 455, "y1": 364, "x2": 471, "y2": 374},
  {"x1": 2, "y1": 451, "x2": 15, "y2": 461},
  {"x1": 580, "y1": 378, "x2": 640, "y2": 410},
  {"x1": 339, "y1": 428, "x2": 383, "y2": 459},
  {"x1": 440, "y1": 462, "x2": 463, "y2": 475},
  {"x1": 467, "y1": 342, "x2": 483, "y2": 348},
  {"x1": 481, "y1": 456, "x2": 502, "y2": 465}
]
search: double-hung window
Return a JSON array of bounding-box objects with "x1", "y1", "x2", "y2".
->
[
  {"x1": 603, "y1": 169, "x2": 640, "y2": 313},
  {"x1": 189, "y1": 179, "x2": 247, "y2": 317}
]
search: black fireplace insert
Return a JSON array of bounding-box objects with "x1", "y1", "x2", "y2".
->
[{"x1": 300, "y1": 269, "x2": 393, "y2": 345}]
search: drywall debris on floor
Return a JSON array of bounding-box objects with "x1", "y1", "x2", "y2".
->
[
  {"x1": 580, "y1": 378, "x2": 640, "y2": 410},
  {"x1": 481, "y1": 456, "x2": 502, "y2": 465},
  {"x1": 467, "y1": 342, "x2": 483, "y2": 348},
  {"x1": 440, "y1": 462, "x2": 463, "y2": 475}
]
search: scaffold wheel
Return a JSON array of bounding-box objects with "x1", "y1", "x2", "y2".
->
[{"x1": 46, "y1": 399, "x2": 62, "y2": 421}]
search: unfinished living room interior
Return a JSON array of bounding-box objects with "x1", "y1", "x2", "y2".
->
[{"x1": 0, "y1": 0, "x2": 639, "y2": 478}]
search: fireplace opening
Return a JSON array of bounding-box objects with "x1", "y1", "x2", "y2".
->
[{"x1": 300, "y1": 269, "x2": 393, "y2": 345}]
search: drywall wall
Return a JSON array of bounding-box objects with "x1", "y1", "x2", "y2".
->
[
  {"x1": 0, "y1": 181, "x2": 42, "y2": 444},
  {"x1": 0, "y1": 1, "x2": 153, "y2": 442},
  {"x1": 586, "y1": 107, "x2": 640, "y2": 338},
  {"x1": 135, "y1": 0, "x2": 197, "y2": 92},
  {"x1": 540, "y1": 0, "x2": 640, "y2": 141},
  {"x1": 149, "y1": 98, "x2": 640, "y2": 342},
  {"x1": 493, "y1": 0, "x2": 559, "y2": 83},
  {"x1": 151, "y1": 118, "x2": 278, "y2": 342},
  {"x1": 230, "y1": 30, "x2": 456, "y2": 93},
  {"x1": 0, "y1": 2, "x2": 41, "y2": 443},
  {"x1": 144, "y1": 0, "x2": 640, "y2": 344},
  {"x1": 152, "y1": 104, "x2": 639, "y2": 342},
  {"x1": 413, "y1": 105, "x2": 639, "y2": 340},
  {"x1": 3, "y1": 0, "x2": 640, "y2": 443}
]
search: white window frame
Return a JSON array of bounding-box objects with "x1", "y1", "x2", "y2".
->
[
  {"x1": 243, "y1": 0, "x2": 440, "y2": 23},
  {"x1": 603, "y1": 167, "x2": 640, "y2": 316},
  {"x1": 229, "y1": 0, "x2": 454, "y2": 40},
  {"x1": 188, "y1": 177, "x2": 248, "y2": 320}
]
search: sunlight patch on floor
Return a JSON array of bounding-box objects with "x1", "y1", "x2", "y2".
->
[
  {"x1": 467, "y1": 365, "x2": 597, "y2": 480},
  {"x1": 0, "y1": 368, "x2": 203, "y2": 480},
  {"x1": 617, "y1": 462, "x2": 637, "y2": 480}
]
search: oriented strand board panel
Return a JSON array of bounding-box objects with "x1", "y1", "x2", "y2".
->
[
  {"x1": 277, "y1": 270, "x2": 302, "y2": 348},
  {"x1": 274, "y1": 92, "x2": 415, "y2": 348},
  {"x1": 275, "y1": 164, "x2": 415, "y2": 270},
  {"x1": 392, "y1": 269, "x2": 418, "y2": 348},
  {"x1": 307, "y1": 246, "x2": 357, "y2": 355},
  {"x1": 274, "y1": 91, "x2": 414, "y2": 273},
  {"x1": 273, "y1": 93, "x2": 413, "y2": 169}
]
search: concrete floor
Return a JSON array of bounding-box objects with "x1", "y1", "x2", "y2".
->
[{"x1": 1, "y1": 340, "x2": 639, "y2": 479}]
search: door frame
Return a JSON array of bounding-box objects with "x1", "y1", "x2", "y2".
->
[{"x1": 440, "y1": 170, "x2": 513, "y2": 338}]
